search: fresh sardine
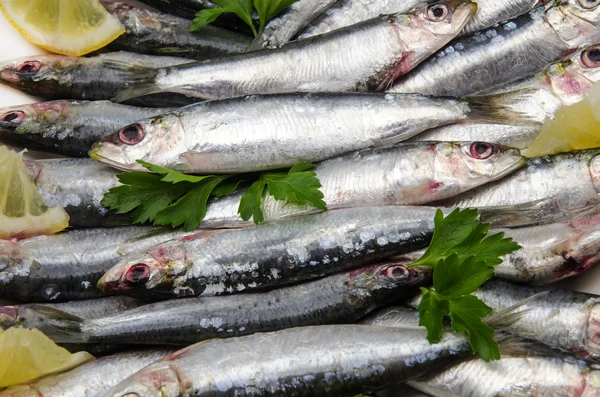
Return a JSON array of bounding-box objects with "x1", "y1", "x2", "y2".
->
[
  {"x1": 97, "y1": 206, "x2": 440, "y2": 299},
  {"x1": 199, "y1": 141, "x2": 524, "y2": 227},
  {"x1": 0, "y1": 52, "x2": 196, "y2": 107},
  {"x1": 99, "y1": 325, "x2": 473, "y2": 397},
  {"x1": 0, "y1": 296, "x2": 143, "y2": 330},
  {"x1": 437, "y1": 149, "x2": 600, "y2": 227},
  {"x1": 301, "y1": 0, "x2": 540, "y2": 38},
  {"x1": 411, "y1": 44, "x2": 600, "y2": 147},
  {"x1": 29, "y1": 263, "x2": 428, "y2": 345},
  {"x1": 248, "y1": 0, "x2": 338, "y2": 50},
  {"x1": 390, "y1": 1, "x2": 600, "y2": 97},
  {"x1": 112, "y1": 1, "x2": 476, "y2": 102},
  {"x1": 0, "y1": 226, "x2": 189, "y2": 302},
  {"x1": 0, "y1": 101, "x2": 172, "y2": 157},
  {"x1": 24, "y1": 158, "x2": 125, "y2": 229},
  {"x1": 90, "y1": 93, "x2": 491, "y2": 173},
  {"x1": 102, "y1": 2, "x2": 252, "y2": 60},
  {"x1": 0, "y1": 349, "x2": 173, "y2": 397}
]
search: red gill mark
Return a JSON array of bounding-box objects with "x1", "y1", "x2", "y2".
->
[
  {"x1": 179, "y1": 230, "x2": 223, "y2": 242},
  {"x1": 554, "y1": 73, "x2": 588, "y2": 96},
  {"x1": 135, "y1": 368, "x2": 177, "y2": 389},
  {"x1": 379, "y1": 51, "x2": 416, "y2": 90},
  {"x1": 429, "y1": 181, "x2": 441, "y2": 191},
  {"x1": 30, "y1": 101, "x2": 68, "y2": 115}
]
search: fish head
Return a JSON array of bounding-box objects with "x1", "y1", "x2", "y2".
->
[
  {"x1": 98, "y1": 241, "x2": 190, "y2": 298},
  {"x1": 551, "y1": 0, "x2": 600, "y2": 46},
  {"x1": 89, "y1": 113, "x2": 185, "y2": 172},
  {"x1": 0, "y1": 55, "x2": 78, "y2": 97},
  {"x1": 100, "y1": 364, "x2": 182, "y2": 397},
  {"x1": 546, "y1": 45, "x2": 600, "y2": 104},
  {"x1": 431, "y1": 142, "x2": 525, "y2": 195},
  {"x1": 407, "y1": 1, "x2": 477, "y2": 39},
  {"x1": 0, "y1": 101, "x2": 67, "y2": 135}
]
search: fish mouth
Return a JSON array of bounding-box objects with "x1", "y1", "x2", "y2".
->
[
  {"x1": 451, "y1": 1, "x2": 478, "y2": 33},
  {"x1": 88, "y1": 143, "x2": 146, "y2": 172}
]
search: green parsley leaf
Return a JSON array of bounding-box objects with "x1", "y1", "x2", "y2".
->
[
  {"x1": 213, "y1": 0, "x2": 257, "y2": 35},
  {"x1": 190, "y1": 8, "x2": 228, "y2": 31},
  {"x1": 212, "y1": 179, "x2": 244, "y2": 198},
  {"x1": 449, "y1": 296, "x2": 498, "y2": 362},
  {"x1": 262, "y1": 163, "x2": 327, "y2": 211},
  {"x1": 137, "y1": 160, "x2": 217, "y2": 184},
  {"x1": 433, "y1": 255, "x2": 494, "y2": 297},
  {"x1": 454, "y1": 231, "x2": 522, "y2": 266},
  {"x1": 253, "y1": 0, "x2": 298, "y2": 32},
  {"x1": 238, "y1": 179, "x2": 267, "y2": 223},
  {"x1": 154, "y1": 177, "x2": 228, "y2": 231},
  {"x1": 410, "y1": 208, "x2": 480, "y2": 268},
  {"x1": 417, "y1": 288, "x2": 449, "y2": 344}
]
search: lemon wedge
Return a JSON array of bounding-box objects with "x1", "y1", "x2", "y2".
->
[
  {"x1": 0, "y1": 0, "x2": 125, "y2": 56},
  {"x1": 0, "y1": 328, "x2": 93, "y2": 388},
  {"x1": 0, "y1": 146, "x2": 69, "y2": 238},
  {"x1": 523, "y1": 82, "x2": 600, "y2": 158}
]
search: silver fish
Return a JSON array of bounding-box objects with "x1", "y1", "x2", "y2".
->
[
  {"x1": 99, "y1": 325, "x2": 473, "y2": 397},
  {"x1": 0, "y1": 100, "x2": 173, "y2": 157},
  {"x1": 389, "y1": 1, "x2": 600, "y2": 97},
  {"x1": 112, "y1": 1, "x2": 476, "y2": 102},
  {"x1": 24, "y1": 158, "x2": 124, "y2": 229},
  {"x1": 0, "y1": 226, "x2": 189, "y2": 302},
  {"x1": 0, "y1": 52, "x2": 196, "y2": 107},
  {"x1": 300, "y1": 0, "x2": 541, "y2": 38},
  {"x1": 437, "y1": 149, "x2": 600, "y2": 227},
  {"x1": 97, "y1": 206, "x2": 440, "y2": 299},
  {"x1": 30, "y1": 263, "x2": 428, "y2": 346},
  {"x1": 0, "y1": 296, "x2": 143, "y2": 330},
  {"x1": 90, "y1": 93, "x2": 485, "y2": 173},
  {"x1": 248, "y1": 0, "x2": 338, "y2": 50},
  {"x1": 0, "y1": 349, "x2": 173, "y2": 397},
  {"x1": 102, "y1": 2, "x2": 252, "y2": 60},
  {"x1": 411, "y1": 44, "x2": 600, "y2": 148},
  {"x1": 199, "y1": 141, "x2": 524, "y2": 228}
]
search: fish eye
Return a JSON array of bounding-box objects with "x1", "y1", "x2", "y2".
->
[
  {"x1": 16, "y1": 61, "x2": 41, "y2": 76},
  {"x1": 0, "y1": 111, "x2": 25, "y2": 125},
  {"x1": 578, "y1": 0, "x2": 600, "y2": 9},
  {"x1": 582, "y1": 46, "x2": 600, "y2": 68},
  {"x1": 125, "y1": 264, "x2": 150, "y2": 285},
  {"x1": 382, "y1": 265, "x2": 409, "y2": 280},
  {"x1": 121, "y1": 394, "x2": 141, "y2": 397},
  {"x1": 469, "y1": 142, "x2": 494, "y2": 159},
  {"x1": 426, "y1": 4, "x2": 449, "y2": 22},
  {"x1": 119, "y1": 124, "x2": 145, "y2": 145}
]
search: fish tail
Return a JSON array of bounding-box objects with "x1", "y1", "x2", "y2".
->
[
  {"x1": 26, "y1": 305, "x2": 88, "y2": 344},
  {"x1": 112, "y1": 82, "x2": 162, "y2": 103},
  {"x1": 466, "y1": 91, "x2": 538, "y2": 124},
  {"x1": 484, "y1": 291, "x2": 548, "y2": 329}
]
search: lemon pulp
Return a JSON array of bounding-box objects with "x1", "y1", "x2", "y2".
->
[
  {"x1": 0, "y1": 328, "x2": 93, "y2": 388},
  {"x1": 0, "y1": 146, "x2": 69, "y2": 238},
  {"x1": 0, "y1": 0, "x2": 125, "y2": 56}
]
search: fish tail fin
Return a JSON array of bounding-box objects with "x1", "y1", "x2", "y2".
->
[
  {"x1": 466, "y1": 90, "x2": 540, "y2": 124},
  {"x1": 112, "y1": 82, "x2": 162, "y2": 103},
  {"x1": 484, "y1": 291, "x2": 548, "y2": 330},
  {"x1": 26, "y1": 305, "x2": 89, "y2": 344}
]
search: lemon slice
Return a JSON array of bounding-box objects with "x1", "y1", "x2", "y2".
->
[
  {"x1": 0, "y1": 328, "x2": 93, "y2": 388},
  {"x1": 0, "y1": 146, "x2": 69, "y2": 238},
  {"x1": 0, "y1": 0, "x2": 125, "y2": 56}
]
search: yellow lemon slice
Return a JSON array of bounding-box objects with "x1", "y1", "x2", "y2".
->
[
  {"x1": 0, "y1": 328, "x2": 93, "y2": 388},
  {"x1": 0, "y1": 146, "x2": 69, "y2": 238},
  {"x1": 0, "y1": 0, "x2": 125, "y2": 56}
]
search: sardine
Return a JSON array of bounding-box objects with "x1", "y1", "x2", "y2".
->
[
  {"x1": 363, "y1": 306, "x2": 600, "y2": 397},
  {"x1": 0, "y1": 349, "x2": 173, "y2": 397},
  {"x1": 102, "y1": 2, "x2": 252, "y2": 60},
  {"x1": 99, "y1": 325, "x2": 473, "y2": 397},
  {"x1": 301, "y1": 0, "x2": 542, "y2": 39},
  {"x1": 199, "y1": 141, "x2": 524, "y2": 228},
  {"x1": 0, "y1": 226, "x2": 189, "y2": 302},
  {"x1": 0, "y1": 296, "x2": 143, "y2": 330},
  {"x1": 112, "y1": 1, "x2": 476, "y2": 102},
  {"x1": 411, "y1": 44, "x2": 600, "y2": 147},
  {"x1": 97, "y1": 206, "x2": 440, "y2": 299},
  {"x1": 437, "y1": 149, "x2": 600, "y2": 227},
  {"x1": 29, "y1": 263, "x2": 429, "y2": 345},
  {"x1": 24, "y1": 158, "x2": 125, "y2": 229},
  {"x1": 89, "y1": 93, "x2": 495, "y2": 173},
  {"x1": 0, "y1": 101, "x2": 173, "y2": 157},
  {"x1": 0, "y1": 52, "x2": 196, "y2": 107},
  {"x1": 248, "y1": 0, "x2": 338, "y2": 50},
  {"x1": 389, "y1": 1, "x2": 600, "y2": 97}
]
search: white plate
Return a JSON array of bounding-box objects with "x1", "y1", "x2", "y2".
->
[{"x1": 0, "y1": 6, "x2": 598, "y2": 294}]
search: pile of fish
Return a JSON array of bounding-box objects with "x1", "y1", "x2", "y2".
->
[{"x1": 2, "y1": 0, "x2": 600, "y2": 395}]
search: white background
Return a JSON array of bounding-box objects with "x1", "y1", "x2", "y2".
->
[{"x1": 0, "y1": 5, "x2": 599, "y2": 293}]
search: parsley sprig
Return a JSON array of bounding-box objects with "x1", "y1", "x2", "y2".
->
[
  {"x1": 101, "y1": 160, "x2": 326, "y2": 231},
  {"x1": 408, "y1": 208, "x2": 521, "y2": 362},
  {"x1": 190, "y1": 0, "x2": 299, "y2": 36}
]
